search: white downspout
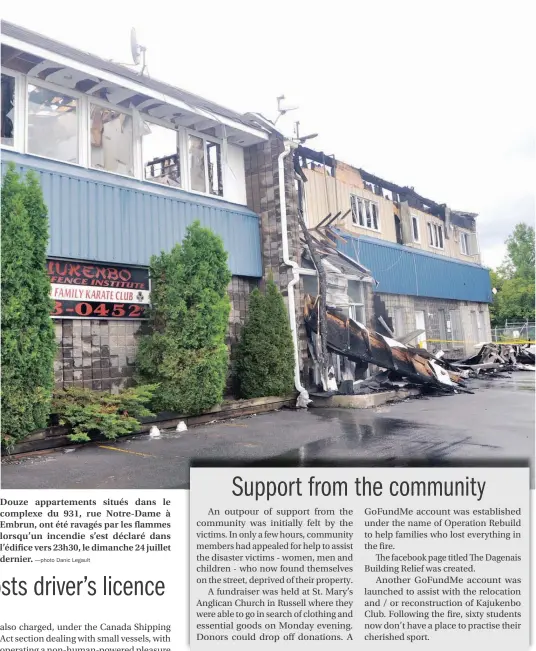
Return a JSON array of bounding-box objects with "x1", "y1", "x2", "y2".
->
[{"x1": 278, "y1": 141, "x2": 311, "y2": 408}]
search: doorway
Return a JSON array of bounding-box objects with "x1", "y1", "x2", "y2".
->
[{"x1": 415, "y1": 310, "x2": 427, "y2": 349}]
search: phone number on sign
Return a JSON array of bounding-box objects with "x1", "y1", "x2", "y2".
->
[{"x1": 52, "y1": 300, "x2": 147, "y2": 319}]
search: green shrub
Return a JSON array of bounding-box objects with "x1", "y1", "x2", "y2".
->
[
  {"x1": 1, "y1": 164, "x2": 56, "y2": 446},
  {"x1": 235, "y1": 279, "x2": 295, "y2": 398},
  {"x1": 52, "y1": 384, "x2": 158, "y2": 443},
  {"x1": 137, "y1": 221, "x2": 232, "y2": 414}
]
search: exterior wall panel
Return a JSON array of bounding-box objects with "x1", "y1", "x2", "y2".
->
[
  {"x1": 376, "y1": 292, "x2": 491, "y2": 357},
  {"x1": 2, "y1": 150, "x2": 262, "y2": 277},
  {"x1": 336, "y1": 232, "x2": 492, "y2": 303},
  {"x1": 404, "y1": 206, "x2": 481, "y2": 264},
  {"x1": 303, "y1": 168, "x2": 398, "y2": 243}
]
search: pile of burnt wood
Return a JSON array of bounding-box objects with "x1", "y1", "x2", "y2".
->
[
  {"x1": 304, "y1": 298, "x2": 534, "y2": 396},
  {"x1": 450, "y1": 343, "x2": 535, "y2": 376},
  {"x1": 304, "y1": 298, "x2": 472, "y2": 394}
]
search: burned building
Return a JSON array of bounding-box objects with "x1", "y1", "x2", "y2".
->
[
  {"x1": 0, "y1": 21, "x2": 305, "y2": 395},
  {"x1": 297, "y1": 146, "x2": 492, "y2": 359}
]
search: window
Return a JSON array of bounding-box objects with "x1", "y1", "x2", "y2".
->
[
  {"x1": 427, "y1": 222, "x2": 444, "y2": 249},
  {"x1": 349, "y1": 303, "x2": 365, "y2": 324},
  {"x1": 1, "y1": 73, "x2": 15, "y2": 147},
  {"x1": 188, "y1": 134, "x2": 224, "y2": 196},
  {"x1": 1, "y1": 71, "x2": 235, "y2": 200},
  {"x1": 348, "y1": 281, "x2": 366, "y2": 325},
  {"x1": 142, "y1": 121, "x2": 180, "y2": 187},
  {"x1": 370, "y1": 202, "x2": 379, "y2": 230},
  {"x1": 188, "y1": 134, "x2": 206, "y2": 192},
  {"x1": 206, "y1": 140, "x2": 223, "y2": 196},
  {"x1": 351, "y1": 195, "x2": 362, "y2": 225},
  {"x1": 90, "y1": 104, "x2": 134, "y2": 176},
  {"x1": 27, "y1": 84, "x2": 78, "y2": 163},
  {"x1": 460, "y1": 232, "x2": 469, "y2": 255},
  {"x1": 350, "y1": 195, "x2": 379, "y2": 230},
  {"x1": 411, "y1": 215, "x2": 420, "y2": 242}
]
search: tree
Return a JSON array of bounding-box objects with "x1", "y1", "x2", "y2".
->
[
  {"x1": 234, "y1": 279, "x2": 295, "y2": 398},
  {"x1": 500, "y1": 223, "x2": 535, "y2": 279},
  {"x1": 490, "y1": 223, "x2": 535, "y2": 325},
  {"x1": 136, "y1": 221, "x2": 231, "y2": 414},
  {"x1": 1, "y1": 165, "x2": 56, "y2": 444}
]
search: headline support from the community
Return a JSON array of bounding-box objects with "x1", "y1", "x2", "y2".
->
[{"x1": 190, "y1": 467, "x2": 529, "y2": 649}]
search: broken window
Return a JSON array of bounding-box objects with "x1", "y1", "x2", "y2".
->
[
  {"x1": 351, "y1": 195, "x2": 364, "y2": 226},
  {"x1": 27, "y1": 84, "x2": 78, "y2": 164},
  {"x1": 90, "y1": 104, "x2": 134, "y2": 176},
  {"x1": 142, "y1": 121, "x2": 180, "y2": 187},
  {"x1": 349, "y1": 304, "x2": 365, "y2": 324},
  {"x1": 1, "y1": 73, "x2": 15, "y2": 147},
  {"x1": 351, "y1": 195, "x2": 358, "y2": 225},
  {"x1": 371, "y1": 202, "x2": 379, "y2": 230},
  {"x1": 357, "y1": 198, "x2": 365, "y2": 226},
  {"x1": 427, "y1": 222, "x2": 444, "y2": 249},
  {"x1": 365, "y1": 200, "x2": 372, "y2": 228},
  {"x1": 206, "y1": 140, "x2": 223, "y2": 196},
  {"x1": 427, "y1": 223, "x2": 434, "y2": 246},
  {"x1": 348, "y1": 281, "x2": 366, "y2": 324},
  {"x1": 394, "y1": 215, "x2": 403, "y2": 244},
  {"x1": 188, "y1": 134, "x2": 206, "y2": 193},
  {"x1": 187, "y1": 134, "x2": 224, "y2": 196},
  {"x1": 460, "y1": 232, "x2": 469, "y2": 255},
  {"x1": 350, "y1": 195, "x2": 378, "y2": 230},
  {"x1": 411, "y1": 215, "x2": 420, "y2": 242}
]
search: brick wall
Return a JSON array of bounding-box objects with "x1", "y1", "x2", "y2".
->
[
  {"x1": 244, "y1": 135, "x2": 300, "y2": 290},
  {"x1": 53, "y1": 319, "x2": 139, "y2": 392},
  {"x1": 244, "y1": 134, "x2": 306, "y2": 370},
  {"x1": 53, "y1": 275, "x2": 258, "y2": 392}
]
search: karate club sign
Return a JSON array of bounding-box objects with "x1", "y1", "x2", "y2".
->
[{"x1": 47, "y1": 258, "x2": 150, "y2": 319}]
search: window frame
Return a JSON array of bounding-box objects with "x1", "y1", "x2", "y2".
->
[
  {"x1": 88, "y1": 97, "x2": 137, "y2": 179},
  {"x1": 411, "y1": 214, "x2": 421, "y2": 242},
  {"x1": 349, "y1": 302, "x2": 366, "y2": 325},
  {"x1": 460, "y1": 231, "x2": 469, "y2": 255},
  {"x1": 1, "y1": 67, "x2": 24, "y2": 151},
  {"x1": 350, "y1": 195, "x2": 359, "y2": 225},
  {"x1": 0, "y1": 69, "x2": 236, "y2": 201},
  {"x1": 427, "y1": 221, "x2": 444, "y2": 250},
  {"x1": 349, "y1": 194, "x2": 380, "y2": 232},
  {"x1": 184, "y1": 127, "x2": 224, "y2": 198},
  {"x1": 140, "y1": 114, "x2": 182, "y2": 189},
  {"x1": 25, "y1": 75, "x2": 85, "y2": 167}
]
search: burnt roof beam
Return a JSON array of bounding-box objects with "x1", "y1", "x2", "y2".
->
[{"x1": 296, "y1": 145, "x2": 336, "y2": 169}]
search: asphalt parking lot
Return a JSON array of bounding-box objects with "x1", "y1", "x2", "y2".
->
[{"x1": 1, "y1": 374, "x2": 533, "y2": 490}]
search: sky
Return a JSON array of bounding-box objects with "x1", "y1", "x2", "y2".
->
[{"x1": 2, "y1": 0, "x2": 534, "y2": 267}]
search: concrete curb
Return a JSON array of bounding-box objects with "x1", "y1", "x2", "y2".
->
[
  {"x1": 3, "y1": 394, "x2": 297, "y2": 457},
  {"x1": 310, "y1": 387, "x2": 422, "y2": 409}
]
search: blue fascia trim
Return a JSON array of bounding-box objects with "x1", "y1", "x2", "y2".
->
[{"x1": 334, "y1": 228, "x2": 490, "y2": 271}]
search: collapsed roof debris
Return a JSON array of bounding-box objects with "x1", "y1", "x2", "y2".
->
[
  {"x1": 451, "y1": 343, "x2": 535, "y2": 376},
  {"x1": 304, "y1": 296, "x2": 470, "y2": 394}
]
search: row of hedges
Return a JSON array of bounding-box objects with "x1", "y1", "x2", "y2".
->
[{"x1": 1, "y1": 166, "x2": 295, "y2": 445}]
